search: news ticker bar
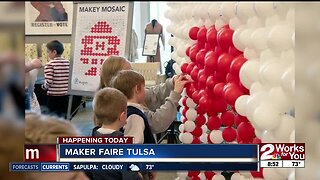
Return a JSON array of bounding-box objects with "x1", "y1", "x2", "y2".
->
[{"x1": 10, "y1": 162, "x2": 259, "y2": 172}]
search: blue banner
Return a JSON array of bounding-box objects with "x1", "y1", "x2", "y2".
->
[
  {"x1": 10, "y1": 162, "x2": 259, "y2": 172},
  {"x1": 59, "y1": 144, "x2": 258, "y2": 159}
]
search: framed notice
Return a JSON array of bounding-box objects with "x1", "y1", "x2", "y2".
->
[
  {"x1": 68, "y1": 1, "x2": 133, "y2": 96},
  {"x1": 142, "y1": 34, "x2": 160, "y2": 56},
  {"x1": 25, "y1": 1, "x2": 73, "y2": 35}
]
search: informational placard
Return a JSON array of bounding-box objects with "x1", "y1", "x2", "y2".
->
[
  {"x1": 142, "y1": 34, "x2": 160, "y2": 56},
  {"x1": 25, "y1": 1, "x2": 73, "y2": 35},
  {"x1": 69, "y1": 2, "x2": 133, "y2": 96}
]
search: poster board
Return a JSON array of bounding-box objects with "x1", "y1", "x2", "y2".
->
[
  {"x1": 68, "y1": 1, "x2": 133, "y2": 97},
  {"x1": 25, "y1": 1, "x2": 73, "y2": 35},
  {"x1": 142, "y1": 33, "x2": 160, "y2": 56}
]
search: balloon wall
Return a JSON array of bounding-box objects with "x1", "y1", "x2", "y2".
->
[{"x1": 166, "y1": 2, "x2": 294, "y2": 180}]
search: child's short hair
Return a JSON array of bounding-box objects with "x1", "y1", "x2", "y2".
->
[
  {"x1": 93, "y1": 87, "x2": 127, "y2": 125},
  {"x1": 46, "y1": 40, "x2": 64, "y2": 55},
  {"x1": 110, "y1": 70, "x2": 145, "y2": 99}
]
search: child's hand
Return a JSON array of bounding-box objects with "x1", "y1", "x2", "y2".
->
[{"x1": 173, "y1": 74, "x2": 193, "y2": 94}]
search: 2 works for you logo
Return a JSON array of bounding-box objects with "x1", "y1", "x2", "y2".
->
[
  {"x1": 260, "y1": 143, "x2": 305, "y2": 160},
  {"x1": 79, "y1": 21, "x2": 121, "y2": 77}
]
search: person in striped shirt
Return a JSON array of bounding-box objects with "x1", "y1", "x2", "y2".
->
[{"x1": 42, "y1": 40, "x2": 69, "y2": 118}]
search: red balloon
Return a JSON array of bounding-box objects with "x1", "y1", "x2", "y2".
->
[
  {"x1": 226, "y1": 73, "x2": 238, "y2": 83},
  {"x1": 197, "y1": 97, "x2": 209, "y2": 115},
  {"x1": 191, "y1": 126, "x2": 203, "y2": 137},
  {"x1": 251, "y1": 168, "x2": 264, "y2": 178},
  {"x1": 230, "y1": 55, "x2": 247, "y2": 77},
  {"x1": 195, "y1": 115, "x2": 206, "y2": 126},
  {"x1": 185, "y1": 82, "x2": 197, "y2": 97},
  {"x1": 182, "y1": 107, "x2": 188, "y2": 117},
  {"x1": 207, "y1": 106, "x2": 218, "y2": 117},
  {"x1": 204, "y1": 51, "x2": 219, "y2": 74},
  {"x1": 215, "y1": 46, "x2": 223, "y2": 56},
  {"x1": 206, "y1": 25, "x2": 218, "y2": 48},
  {"x1": 234, "y1": 115, "x2": 249, "y2": 127},
  {"x1": 190, "y1": 66, "x2": 200, "y2": 81},
  {"x1": 205, "y1": 42, "x2": 213, "y2": 51},
  {"x1": 204, "y1": 171, "x2": 216, "y2": 179},
  {"x1": 222, "y1": 127, "x2": 237, "y2": 142},
  {"x1": 237, "y1": 133, "x2": 242, "y2": 143},
  {"x1": 196, "y1": 49, "x2": 206, "y2": 68},
  {"x1": 186, "y1": 62, "x2": 196, "y2": 74},
  {"x1": 237, "y1": 122, "x2": 255, "y2": 142},
  {"x1": 189, "y1": 27, "x2": 200, "y2": 40},
  {"x1": 221, "y1": 111, "x2": 235, "y2": 127},
  {"x1": 207, "y1": 116, "x2": 221, "y2": 131},
  {"x1": 186, "y1": 46, "x2": 191, "y2": 57},
  {"x1": 213, "y1": 82, "x2": 225, "y2": 97},
  {"x1": 206, "y1": 75, "x2": 218, "y2": 90},
  {"x1": 188, "y1": 171, "x2": 200, "y2": 177},
  {"x1": 181, "y1": 63, "x2": 189, "y2": 74},
  {"x1": 228, "y1": 45, "x2": 242, "y2": 57},
  {"x1": 192, "y1": 90, "x2": 201, "y2": 104},
  {"x1": 189, "y1": 44, "x2": 200, "y2": 62},
  {"x1": 223, "y1": 82, "x2": 239, "y2": 92},
  {"x1": 211, "y1": 98, "x2": 228, "y2": 113},
  {"x1": 197, "y1": 26, "x2": 207, "y2": 42},
  {"x1": 217, "y1": 53, "x2": 234, "y2": 73},
  {"x1": 198, "y1": 74, "x2": 207, "y2": 90},
  {"x1": 182, "y1": 97, "x2": 188, "y2": 107},
  {"x1": 181, "y1": 117, "x2": 187, "y2": 123},
  {"x1": 223, "y1": 85, "x2": 244, "y2": 106},
  {"x1": 217, "y1": 27, "x2": 234, "y2": 52},
  {"x1": 191, "y1": 137, "x2": 201, "y2": 144},
  {"x1": 215, "y1": 70, "x2": 227, "y2": 82},
  {"x1": 253, "y1": 137, "x2": 262, "y2": 144}
]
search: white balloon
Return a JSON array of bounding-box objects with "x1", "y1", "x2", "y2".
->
[
  {"x1": 268, "y1": 23, "x2": 294, "y2": 52},
  {"x1": 263, "y1": 168, "x2": 285, "y2": 180},
  {"x1": 200, "y1": 133, "x2": 208, "y2": 143},
  {"x1": 261, "y1": 130, "x2": 277, "y2": 143},
  {"x1": 209, "y1": 130, "x2": 223, "y2": 144},
  {"x1": 247, "y1": 16, "x2": 263, "y2": 28},
  {"x1": 177, "y1": 171, "x2": 188, "y2": 179},
  {"x1": 178, "y1": 133, "x2": 184, "y2": 143},
  {"x1": 208, "y1": 3, "x2": 221, "y2": 21},
  {"x1": 179, "y1": 124, "x2": 185, "y2": 133},
  {"x1": 259, "y1": 49, "x2": 275, "y2": 62},
  {"x1": 253, "y1": 102, "x2": 282, "y2": 131},
  {"x1": 229, "y1": 17, "x2": 243, "y2": 30},
  {"x1": 237, "y1": 3, "x2": 255, "y2": 22},
  {"x1": 186, "y1": 98, "x2": 197, "y2": 108},
  {"x1": 288, "y1": 170, "x2": 295, "y2": 180},
  {"x1": 275, "y1": 168, "x2": 292, "y2": 179},
  {"x1": 254, "y1": 2, "x2": 275, "y2": 18},
  {"x1": 186, "y1": 108, "x2": 197, "y2": 121},
  {"x1": 239, "y1": 61, "x2": 260, "y2": 89},
  {"x1": 179, "y1": 106, "x2": 185, "y2": 115},
  {"x1": 184, "y1": 120, "x2": 196, "y2": 132},
  {"x1": 246, "y1": 91, "x2": 268, "y2": 123},
  {"x1": 201, "y1": 125, "x2": 208, "y2": 133},
  {"x1": 173, "y1": 63, "x2": 182, "y2": 75},
  {"x1": 271, "y1": 114, "x2": 294, "y2": 141},
  {"x1": 204, "y1": 19, "x2": 214, "y2": 29},
  {"x1": 199, "y1": 172, "x2": 206, "y2": 180},
  {"x1": 250, "y1": 82, "x2": 264, "y2": 94},
  {"x1": 235, "y1": 95, "x2": 249, "y2": 116},
  {"x1": 221, "y1": 2, "x2": 236, "y2": 22},
  {"x1": 265, "y1": 14, "x2": 281, "y2": 27},
  {"x1": 215, "y1": 19, "x2": 227, "y2": 31},
  {"x1": 233, "y1": 26, "x2": 246, "y2": 51},
  {"x1": 259, "y1": 60, "x2": 285, "y2": 87},
  {"x1": 255, "y1": 129, "x2": 264, "y2": 139},
  {"x1": 268, "y1": 86, "x2": 293, "y2": 112},
  {"x1": 212, "y1": 174, "x2": 225, "y2": 180},
  {"x1": 231, "y1": 173, "x2": 241, "y2": 180},
  {"x1": 243, "y1": 48, "x2": 259, "y2": 59},
  {"x1": 181, "y1": 132, "x2": 194, "y2": 144},
  {"x1": 281, "y1": 66, "x2": 294, "y2": 95},
  {"x1": 239, "y1": 28, "x2": 255, "y2": 48},
  {"x1": 251, "y1": 27, "x2": 269, "y2": 50}
]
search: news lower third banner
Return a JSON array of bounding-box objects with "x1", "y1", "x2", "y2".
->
[{"x1": 11, "y1": 144, "x2": 259, "y2": 172}]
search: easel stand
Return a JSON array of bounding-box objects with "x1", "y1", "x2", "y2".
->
[
  {"x1": 157, "y1": 121, "x2": 180, "y2": 144},
  {"x1": 66, "y1": 95, "x2": 87, "y2": 120}
]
